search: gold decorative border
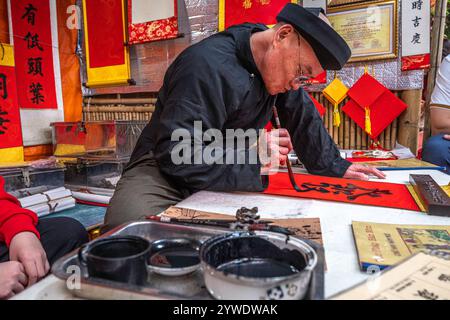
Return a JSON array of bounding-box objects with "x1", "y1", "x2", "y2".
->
[{"x1": 327, "y1": 0, "x2": 398, "y2": 63}]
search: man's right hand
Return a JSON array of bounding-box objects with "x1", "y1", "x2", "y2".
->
[
  {"x1": 0, "y1": 261, "x2": 28, "y2": 299},
  {"x1": 259, "y1": 129, "x2": 293, "y2": 175}
]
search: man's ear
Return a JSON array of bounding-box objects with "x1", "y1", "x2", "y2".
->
[{"x1": 276, "y1": 24, "x2": 294, "y2": 41}]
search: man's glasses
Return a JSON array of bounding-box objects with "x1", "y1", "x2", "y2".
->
[{"x1": 291, "y1": 31, "x2": 312, "y2": 88}]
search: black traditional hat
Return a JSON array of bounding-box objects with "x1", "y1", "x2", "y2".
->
[{"x1": 276, "y1": 3, "x2": 351, "y2": 70}]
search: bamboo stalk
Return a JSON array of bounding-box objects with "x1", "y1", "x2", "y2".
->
[
  {"x1": 82, "y1": 106, "x2": 155, "y2": 113},
  {"x1": 344, "y1": 112, "x2": 350, "y2": 149},
  {"x1": 385, "y1": 123, "x2": 392, "y2": 150},
  {"x1": 350, "y1": 121, "x2": 356, "y2": 149},
  {"x1": 391, "y1": 118, "x2": 398, "y2": 148},
  {"x1": 356, "y1": 125, "x2": 361, "y2": 150},
  {"x1": 83, "y1": 97, "x2": 157, "y2": 105}
]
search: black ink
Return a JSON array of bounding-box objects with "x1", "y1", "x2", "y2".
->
[
  {"x1": 412, "y1": 16, "x2": 422, "y2": 28},
  {"x1": 0, "y1": 106, "x2": 10, "y2": 135},
  {"x1": 0, "y1": 73, "x2": 7, "y2": 99},
  {"x1": 294, "y1": 182, "x2": 392, "y2": 201},
  {"x1": 412, "y1": 0, "x2": 423, "y2": 10},
  {"x1": 24, "y1": 32, "x2": 43, "y2": 51},
  {"x1": 411, "y1": 33, "x2": 421, "y2": 44},
  {"x1": 29, "y1": 82, "x2": 45, "y2": 104},
  {"x1": 27, "y1": 57, "x2": 43, "y2": 76},
  {"x1": 21, "y1": 3, "x2": 37, "y2": 26}
]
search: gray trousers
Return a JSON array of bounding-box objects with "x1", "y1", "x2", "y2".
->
[{"x1": 104, "y1": 152, "x2": 185, "y2": 231}]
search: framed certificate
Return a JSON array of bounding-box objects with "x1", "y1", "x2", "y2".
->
[{"x1": 327, "y1": 0, "x2": 398, "y2": 62}]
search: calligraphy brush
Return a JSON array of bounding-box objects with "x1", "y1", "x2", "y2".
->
[
  {"x1": 146, "y1": 216, "x2": 291, "y2": 235},
  {"x1": 272, "y1": 95, "x2": 302, "y2": 192}
]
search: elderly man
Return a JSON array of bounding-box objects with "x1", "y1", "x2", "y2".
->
[{"x1": 105, "y1": 4, "x2": 384, "y2": 229}]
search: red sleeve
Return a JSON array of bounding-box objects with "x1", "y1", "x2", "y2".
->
[{"x1": 0, "y1": 176, "x2": 40, "y2": 247}]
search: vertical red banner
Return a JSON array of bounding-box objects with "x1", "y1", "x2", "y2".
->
[
  {"x1": 10, "y1": 0, "x2": 57, "y2": 109},
  {"x1": 0, "y1": 44, "x2": 24, "y2": 162}
]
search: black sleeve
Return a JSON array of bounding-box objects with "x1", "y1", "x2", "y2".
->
[
  {"x1": 276, "y1": 89, "x2": 351, "y2": 177},
  {"x1": 153, "y1": 55, "x2": 264, "y2": 193}
]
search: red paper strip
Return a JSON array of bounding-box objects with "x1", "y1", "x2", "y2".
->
[
  {"x1": 10, "y1": 0, "x2": 58, "y2": 109},
  {"x1": 128, "y1": 0, "x2": 178, "y2": 44},
  {"x1": 0, "y1": 65, "x2": 23, "y2": 148},
  {"x1": 220, "y1": 0, "x2": 294, "y2": 30},
  {"x1": 401, "y1": 54, "x2": 430, "y2": 71},
  {"x1": 264, "y1": 173, "x2": 420, "y2": 211},
  {"x1": 84, "y1": 0, "x2": 125, "y2": 68}
]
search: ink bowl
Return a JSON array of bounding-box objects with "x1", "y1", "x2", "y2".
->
[
  {"x1": 199, "y1": 231, "x2": 317, "y2": 300},
  {"x1": 147, "y1": 238, "x2": 202, "y2": 277}
]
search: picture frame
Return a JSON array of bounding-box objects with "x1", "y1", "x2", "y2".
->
[{"x1": 327, "y1": 0, "x2": 398, "y2": 62}]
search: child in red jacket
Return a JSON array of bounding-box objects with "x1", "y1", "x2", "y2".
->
[{"x1": 0, "y1": 176, "x2": 88, "y2": 299}]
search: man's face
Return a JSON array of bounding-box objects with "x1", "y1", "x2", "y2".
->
[{"x1": 260, "y1": 24, "x2": 324, "y2": 95}]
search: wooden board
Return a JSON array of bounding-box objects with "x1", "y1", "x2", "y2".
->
[{"x1": 162, "y1": 206, "x2": 324, "y2": 245}]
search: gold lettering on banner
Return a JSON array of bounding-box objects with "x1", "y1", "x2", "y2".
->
[{"x1": 242, "y1": 0, "x2": 271, "y2": 9}]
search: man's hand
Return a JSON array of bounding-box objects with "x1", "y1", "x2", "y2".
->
[
  {"x1": 259, "y1": 129, "x2": 294, "y2": 174},
  {"x1": 9, "y1": 232, "x2": 50, "y2": 287},
  {"x1": 343, "y1": 164, "x2": 386, "y2": 181},
  {"x1": 0, "y1": 261, "x2": 28, "y2": 299},
  {"x1": 443, "y1": 134, "x2": 450, "y2": 141}
]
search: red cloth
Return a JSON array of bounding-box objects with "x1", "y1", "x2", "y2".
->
[
  {"x1": 309, "y1": 94, "x2": 326, "y2": 117},
  {"x1": 0, "y1": 177, "x2": 39, "y2": 247},
  {"x1": 264, "y1": 172, "x2": 420, "y2": 211},
  {"x1": 342, "y1": 73, "x2": 408, "y2": 140}
]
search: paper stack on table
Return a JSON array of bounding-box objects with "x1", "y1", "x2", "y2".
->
[{"x1": 18, "y1": 187, "x2": 76, "y2": 217}]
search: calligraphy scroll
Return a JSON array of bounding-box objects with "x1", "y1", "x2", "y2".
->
[
  {"x1": 401, "y1": 0, "x2": 430, "y2": 71},
  {"x1": 128, "y1": 0, "x2": 178, "y2": 44},
  {"x1": 0, "y1": 44, "x2": 24, "y2": 162},
  {"x1": 82, "y1": 0, "x2": 131, "y2": 87},
  {"x1": 219, "y1": 0, "x2": 296, "y2": 31},
  {"x1": 9, "y1": 0, "x2": 58, "y2": 109},
  {"x1": 264, "y1": 172, "x2": 420, "y2": 211}
]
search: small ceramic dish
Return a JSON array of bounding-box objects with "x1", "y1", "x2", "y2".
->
[{"x1": 147, "y1": 238, "x2": 201, "y2": 276}]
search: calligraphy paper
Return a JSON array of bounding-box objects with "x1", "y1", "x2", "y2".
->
[
  {"x1": 219, "y1": 0, "x2": 296, "y2": 31},
  {"x1": 82, "y1": 0, "x2": 131, "y2": 87},
  {"x1": 263, "y1": 172, "x2": 420, "y2": 211},
  {"x1": 332, "y1": 252, "x2": 450, "y2": 300},
  {"x1": 128, "y1": 0, "x2": 178, "y2": 44},
  {"x1": 401, "y1": 0, "x2": 430, "y2": 71},
  {"x1": 10, "y1": 0, "x2": 58, "y2": 109},
  {"x1": 0, "y1": 44, "x2": 24, "y2": 162}
]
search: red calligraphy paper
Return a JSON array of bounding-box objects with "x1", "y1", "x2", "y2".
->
[
  {"x1": 84, "y1": 0, "x2": 125, "y2": 68},
  {"x1": 0, "y1": 64, "x2": 23, "y2": 148},
  {"x1": 10, "y1": 0, "x2": 58, "y2": 109},
  {"x1": 264, "y1": 172, "x2": 420, "y2": 211},
  {"x1": 219, "y1": 0, "x2": 295, "y2": 31}
]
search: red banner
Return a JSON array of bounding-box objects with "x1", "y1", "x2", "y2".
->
[
  {"x1": 264, "y1": 173, "x2": 420, "y2": 211},
  {"x1": 10, "y1": 0, "x2": 57, "y2": 109},
  {"x1": 0, "y1": 61, "x2": 23, "y2": 149},
  {"x1": 219, "y1": 0, "x2": 295, "y2": 31}
]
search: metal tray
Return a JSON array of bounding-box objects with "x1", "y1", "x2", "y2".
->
[{"x1": 52, "y1": 220, "x2": 324, "y2": 300}]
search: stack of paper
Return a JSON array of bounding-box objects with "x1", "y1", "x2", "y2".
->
[{"x1": 19, "y1": 187, "x2": 76, "y2": 217}]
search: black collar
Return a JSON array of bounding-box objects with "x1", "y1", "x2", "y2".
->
[{"x1": 227, "y1": 23, "x2": 267, "y2": 78}]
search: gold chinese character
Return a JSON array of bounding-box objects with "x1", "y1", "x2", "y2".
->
[
  {"x1": 243, "y1": 0, "x2": 252, "y2": 9},
  {"x1": 259, "y1": 0, "x2": 271, "y2": 5}
]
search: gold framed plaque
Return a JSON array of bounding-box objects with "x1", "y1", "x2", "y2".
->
[{"x1": 327, "y1": 0, "x2": 398, "y2": 62}]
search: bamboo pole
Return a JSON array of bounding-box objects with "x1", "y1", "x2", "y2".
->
[
  {"x1": 82, "y1": 97, "x2": 157, "y2": 105},
  {"x1": 398, "y1": 90, "x2": 422, "y2": 154}
]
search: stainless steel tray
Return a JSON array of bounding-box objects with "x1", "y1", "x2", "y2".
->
[
  {"x1": 52, "y1": 220, "x2": 228, "y2": 300},
  {"x1": 52, "y1": 220, "x2": 324, "y2": 300}
]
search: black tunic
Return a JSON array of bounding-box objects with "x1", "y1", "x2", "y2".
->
[{"x1": 130, "y1": 23, "x2": 351, "y2": 196}]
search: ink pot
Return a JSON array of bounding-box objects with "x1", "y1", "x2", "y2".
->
[{"x1": 199, "y1": 231, "x2": 317, "y2": 300}]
